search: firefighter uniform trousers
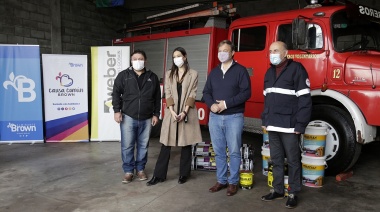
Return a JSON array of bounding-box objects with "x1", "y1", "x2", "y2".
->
[{"x1": 268, "y1": 131, "x2": 301, "y2": 195}]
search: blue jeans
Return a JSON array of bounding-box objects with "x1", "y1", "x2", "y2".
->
[
  {"x1": 209, "y1": 112, "x2": 243, "y2": 185},
  {"x1": 120, "y1": 114, "x2": 152, "y2": 173}
]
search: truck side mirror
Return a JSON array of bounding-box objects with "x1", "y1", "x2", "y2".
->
[{"x1": 292, "y1": 18, "x2": 307, "y2": 48}]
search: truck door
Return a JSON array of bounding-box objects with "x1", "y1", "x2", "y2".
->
[
  {"x1": 230, "y1": 24, "x2": 269, "y2": 133},
  {"x1": 277, "y1": 20, "x2": 328, "y2": 90}
]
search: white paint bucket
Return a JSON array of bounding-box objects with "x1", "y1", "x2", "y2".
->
[
  {"x1": 263, "y1": 128, "x2": 269, "y2": 148},
  {"x1": 261, "y1": 146, "x2": 270, "y2": 176},
  {"x1": 301, "y1": 155, "x2": 326, "y2": 188},
  {"x1": 302, "y1": 124, "x2": 328, "y2": 157}
]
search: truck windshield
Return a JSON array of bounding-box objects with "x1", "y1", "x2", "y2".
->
[{"x1": 332, "y1": 10, "x2": 380, "y2": 52}]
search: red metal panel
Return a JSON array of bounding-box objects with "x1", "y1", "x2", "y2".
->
[
  {"x1": 349, "y1": 90, "x2": 380, "y2": 126},
  {"x1": 195, "y1": 102, "x2": 210, "y2": 125},
  {"x1": 229, "y1": 5, "x2": 345, "y2": 29},
  {"x1": 113, "y1": 33, "x2": 168, "y2": 44}
]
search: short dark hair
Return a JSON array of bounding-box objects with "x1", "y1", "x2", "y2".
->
[
  {"x1": 218, "y1": 40, "x2": 235, "y2": 51},
  {"x1": 131, "y1": 49, "x2": 147, "y2": 60}
]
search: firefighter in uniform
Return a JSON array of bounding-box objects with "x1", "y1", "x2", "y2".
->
[{"x1": 261, "y1": 41, "x2": 312, "y2": 209}]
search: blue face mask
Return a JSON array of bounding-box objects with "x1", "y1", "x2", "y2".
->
[{"x1": 270, "y1": 53, "x2": 282, "y2": 65}]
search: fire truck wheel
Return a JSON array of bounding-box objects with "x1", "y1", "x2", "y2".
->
[
  {"x1": 150, "y1": 119, "x2": 162, "y2": 138},
  {"x1": 310, "y1": 105, "x2": 362, "y2": 176}
]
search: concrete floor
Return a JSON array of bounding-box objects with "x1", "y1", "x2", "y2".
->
[{"x1": 0, "y1": 128, "x2": 379, "y2": 212}]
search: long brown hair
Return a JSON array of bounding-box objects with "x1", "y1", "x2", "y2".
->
[{"x1": 169, "y1": 47, "x2": 189, "y2": 83}]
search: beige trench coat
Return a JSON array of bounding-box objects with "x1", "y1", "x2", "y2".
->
[{"x1": 159, "y1": 69, "x2": 202, "y2": 146}]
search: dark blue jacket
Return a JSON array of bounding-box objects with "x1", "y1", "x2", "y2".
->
[
  {"x1": 203, "y1": 61, "x2": 251, "y2": 115},
  {"x1": 261, "y1": 59, "x2": 312, "y2": 134},
  {"x1": 112, "y1": 67, "x2": 161, "y2": 120}
]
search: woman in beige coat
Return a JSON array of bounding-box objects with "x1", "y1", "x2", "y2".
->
[{"x1": 147, "y1": 47, "x2": 202, "y2": 186}]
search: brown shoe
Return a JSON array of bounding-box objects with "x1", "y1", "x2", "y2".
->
[
  {"x1": 137, "y1": 170, "x2": 148, "y2": 181},
  {"x1": 122, "y1": 173, "x2": 133, "y2": 184},
  {"x1": 209, "y1": 182, "x2": 228, "y2": 193},
  {"x1": 227, "y1": 184, "x2": 238, "y2": 196}
]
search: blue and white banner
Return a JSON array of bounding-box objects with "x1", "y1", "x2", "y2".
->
[
  {"x1": 0, "y1": 45, "x2": 44, "y2": 143},
  {"x1": 42, "y1": 54, "x2": 89, "y2": 142}
]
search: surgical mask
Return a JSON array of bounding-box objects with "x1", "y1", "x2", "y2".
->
[
  {"x1": 218, "y1": 51, "x2": 230, "y2": 63},
  {"x1": 270, "y1": 53, "x2": 282, "y2": 65},
  {"x1": 174, "y1": 57, "x2": 184, "y2": 67},
  {"x1": 132, "y1": 60, "x2": 145, "y2": 71}
]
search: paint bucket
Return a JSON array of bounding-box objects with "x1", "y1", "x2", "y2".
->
[
  {"x1": 240, "y1": 170, "x2": 254, "y2": 190},
  {"x1": 263, "y1": 128, "x2": 270, "y2": 148},
  {"x1": 261, "y1": 146, "x2": 270, "y2": 176},
  {"x1": 302, "y1": 124, "x2": 328, "y2": 157},
  {"x1": 301, "y1": 155, "x2": 326, "y2": 188}
]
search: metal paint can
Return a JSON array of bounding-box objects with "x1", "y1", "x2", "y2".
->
[{"x1": 240, "y1": 170, "x2": 254, "y2": 190}]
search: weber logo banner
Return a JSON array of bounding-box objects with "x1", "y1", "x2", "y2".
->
[
  {"x1": 90, "y1": 46, "x2": 130, "y2": 141},
  {"x1": 0, "y1": 45, "x2": 44, "y2": 143},
  {"x1": 42, "y1": 54, "x2": 89, "y2": 142}
]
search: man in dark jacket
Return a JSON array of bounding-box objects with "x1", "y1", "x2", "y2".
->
[
  {"x1": 203, "y1": 40, "x2": 251, "y2": 196},
  {"x1": 112, "y1": 49, "x2": 161, "y2": 184},
  {"x1": 261, "y1": 41, "x2": 312, "y2": 209}
]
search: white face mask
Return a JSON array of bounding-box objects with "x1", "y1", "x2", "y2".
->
[
  {"x1": 132, "y1": 60, "x2": 145, "y2": 71},
  {"x1": 270, "y1": 53, "x2": 282, "y2": 65},
  {"x1": 174, "y1": 57, "x2": 184, "y2": 67},
  {"x1": 218, "y1": 51, "x2": 230, "y2": 63}
]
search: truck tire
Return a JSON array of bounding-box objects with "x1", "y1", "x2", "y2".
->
[
  {"x1": 150, "y1": 119, "x2": 162, "y2": 138},
  {"x1": 309, "y1": 105, "x2": 362, "y2": 176}
]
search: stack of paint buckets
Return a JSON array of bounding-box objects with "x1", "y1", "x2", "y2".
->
[
  {"x1": 239, "y1": 143, "x2": 254, "y2": 190},
  {"x1": 262, "y1": 128, "x2": 289, "y2": 196},
  {"x1": 191, "y1": 141, "x2": 217, "y2": 171},
  {"x1": 191, "y1": 141, "x2": 254, "y2": 171},
  {"x1": 301, "y1": 123, "x2": 328, "y2": 188}
]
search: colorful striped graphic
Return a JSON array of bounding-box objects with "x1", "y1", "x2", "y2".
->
[{"x1": 45, "y1": 112, "x2": 88, "y2": 142}]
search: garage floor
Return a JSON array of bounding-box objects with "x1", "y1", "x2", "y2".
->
[{"x1": 0, "y1": 128, "x2": 379, "y2": 212}]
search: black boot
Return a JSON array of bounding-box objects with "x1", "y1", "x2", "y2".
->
[
  {"x1": 146, "y1": 176, "x2": 165, "y2": 186},
  {"x1": 178, "y1": 176, "x2": 188, "y2": 184}
]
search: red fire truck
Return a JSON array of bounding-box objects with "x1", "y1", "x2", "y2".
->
[{"x1": 113, "y1": 0, "x2": 380, "y2": 175}]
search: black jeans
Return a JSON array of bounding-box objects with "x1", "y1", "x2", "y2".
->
[
  {"x1": 268, "y1": 131, "x2": 301, "y2": 195},
  {"x1": 153, "y1": 144, "x2": 192, "y2": 179}
]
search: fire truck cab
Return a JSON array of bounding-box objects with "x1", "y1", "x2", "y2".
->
[
  {"x1": 113, "y1": 0, "x2": 380, "y2": 175},
  {"x1": 229, "y1": 1, "x2": 380, "y2": 175}
]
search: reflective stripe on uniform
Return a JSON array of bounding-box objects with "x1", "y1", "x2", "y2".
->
[
  {"x1": 295, "y1": 88, "x2": 310, "y2": 97},
  {"x1": 266, "y1": 126, "x2": 295, "y2": 133},
  {"x1": 264, "y1": 87, "x2": 310, "y2": 97},
  {"x1": 264, "y1": 87, "x2": 296, "y2": 96}
]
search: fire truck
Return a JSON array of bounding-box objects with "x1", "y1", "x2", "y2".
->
[{"x1": 113, "y1": 0, "x2": 380, "y2": 175}]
